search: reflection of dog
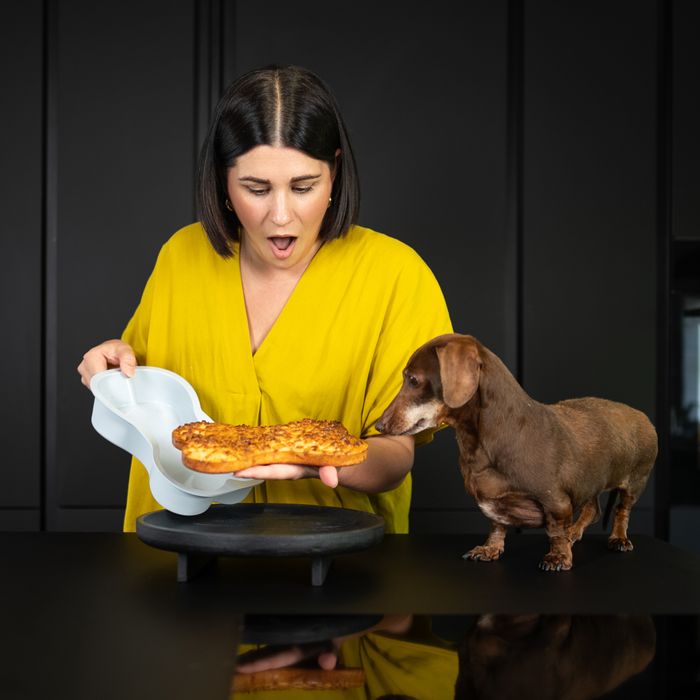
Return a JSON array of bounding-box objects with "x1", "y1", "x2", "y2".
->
[
  {"x1": 376, "y1": 334, "x2": 658, "y2": 571},
  {"x1": 455, "y1": 615, "x2": 656, "y2": 700}
]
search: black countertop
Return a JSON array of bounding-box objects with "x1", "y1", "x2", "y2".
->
[{"x1": 3, "y1": 532, "x2": 700, "y2": 699}]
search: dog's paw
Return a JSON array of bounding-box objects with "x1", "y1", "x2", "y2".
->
[
  {"x1": 463, "y1": 545, "x2": 503, "y2": 562},
  {"x1": 538, "y1": 552, "x2": 572, "y2": 572},
  {"x1": 608, "y1": 537, "x2": 633, "y2": 552}
]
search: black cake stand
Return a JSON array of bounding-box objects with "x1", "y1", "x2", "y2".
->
[{"x1": 136, "y1": 503, "x2": 386, "y2": 586}]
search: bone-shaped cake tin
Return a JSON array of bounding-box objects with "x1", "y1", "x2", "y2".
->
[{"x1": 90, "y1": 367, "x2": 261, "y2": 516}]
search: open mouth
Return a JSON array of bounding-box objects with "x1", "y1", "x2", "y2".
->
[{"x1": 267, "y1": 236, "x2": 297, "y2": 259}]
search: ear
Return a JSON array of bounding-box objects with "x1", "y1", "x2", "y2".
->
[{"x1": 436, "y1": 341, "x2": 481, "y2": 408}]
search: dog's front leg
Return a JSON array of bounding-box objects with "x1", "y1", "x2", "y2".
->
[
  {"x1": 540, "y1": 506, "x2": 574, "y2": 572},
  {"x1": 463, "y1": 522, "x2": 507, "y2": 562}
]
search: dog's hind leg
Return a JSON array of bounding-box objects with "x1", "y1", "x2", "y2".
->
[
  {"x1": 608, "y1": 455, "x2": 655, "y2": 552},
  {"x1": 608, "y1": 488, "x2": 637, "y2": 552},
  {"x1": 463, "y1": 522, "x2": 507, "y2": 562},
  {"x1": 567, "y1": 499, "x2": 600, "y2": 544}
]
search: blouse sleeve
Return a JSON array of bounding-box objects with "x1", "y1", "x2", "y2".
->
[{"x1": 361, "y1": 250, "x2": 452, "y2": 445}]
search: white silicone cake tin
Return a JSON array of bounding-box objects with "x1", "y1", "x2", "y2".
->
[{"x1": 90, "y1": 366, "x2": 261, "y2": 516}]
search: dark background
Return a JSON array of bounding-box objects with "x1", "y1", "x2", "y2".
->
[{"x1": 1, "y1": 0, "x2": 698, "y2": 547}]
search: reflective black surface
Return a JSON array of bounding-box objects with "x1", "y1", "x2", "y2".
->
[
  {"x1": 3, "y1": 533, "x2": 700, "y2": 699},
  {"x1": 233, "y1": 613, "x2": 700, "y2": 699}
]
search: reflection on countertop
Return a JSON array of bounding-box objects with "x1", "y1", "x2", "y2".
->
[
  {"x1": 231, "y1": 613, "x2": 700, "y2": 699},
  {"x1": 456, "y1": 615, "x2": 654, "y2": 700}
]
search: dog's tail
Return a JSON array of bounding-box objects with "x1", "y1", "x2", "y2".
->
[{"x1": 602, "y1": 489, "x2": 619, "y2": 530}]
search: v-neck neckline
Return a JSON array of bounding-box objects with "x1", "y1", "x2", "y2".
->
[{"x1": 236, "y1": 240, "x2": 327, "y2": 360}]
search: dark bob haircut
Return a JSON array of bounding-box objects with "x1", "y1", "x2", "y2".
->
[{"x1": 196, "y1": 65, "x2": 360, "y2": 258}]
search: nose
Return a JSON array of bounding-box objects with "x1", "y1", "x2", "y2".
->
[
  {"x1": 270, "y1": 191, "x2": 292, "y2": 227},
  {"x1": 375, "y1": 419, "x2": 385, "y2": 433}
]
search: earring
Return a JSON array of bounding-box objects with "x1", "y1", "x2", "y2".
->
[
  {"x1": 328, "y1": 196, "x2": 332, "y2": 207},
  {"x1": 225, "y1": 198, "x2": 234, "y2": 211}
]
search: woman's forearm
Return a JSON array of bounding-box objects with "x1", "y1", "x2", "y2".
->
[{"x1": 336, "y1": 434, "x2": 415, "y2": 494}]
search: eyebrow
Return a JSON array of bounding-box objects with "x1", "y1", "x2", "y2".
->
[{"x1": 238, "y1": 174, "x2": 322, "y2": 184}]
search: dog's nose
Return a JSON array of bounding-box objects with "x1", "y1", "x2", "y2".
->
[{"x1": 375, "y1": 420, "x2": 385, "y2": 433}]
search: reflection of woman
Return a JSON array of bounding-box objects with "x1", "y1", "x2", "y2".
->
[
  {"x1": 234, "y1": 615, "x2": 458, "y2": 699},
  {"x1": 77, "y1": 65, "x2": 452, "y2": 532}
]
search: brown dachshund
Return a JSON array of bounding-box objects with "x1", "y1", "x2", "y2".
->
[{"x1": 376, "y1": 333, "x2": 658, "y2": 571}]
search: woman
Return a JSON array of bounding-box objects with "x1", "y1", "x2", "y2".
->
[
  {"x1": 234, "y1": 614, "x2": 459, "y2": 699},
  {"x1": 78, "y1": 65, "x2": 452, "y2": 533}
]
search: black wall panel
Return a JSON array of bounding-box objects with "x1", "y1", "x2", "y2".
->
[
  {"x1": 673, "y1": 0, "x2": 700, "y2": 241},
  {"x1": 522, "y1": 0, "x2": 658, "y2": 528},
  {"x1": 50, "y1": 0, "x2": 198, "y2": 528},
  {"x1": 0, "y1": 1, "x2": 43, "y2": 529},
  {"x1": 668, "y1": 0, "x2": 700, "y2": 551}
]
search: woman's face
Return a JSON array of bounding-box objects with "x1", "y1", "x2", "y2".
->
[{"x1": 227, "y1": 145, "x2": 335, "y2": 271}]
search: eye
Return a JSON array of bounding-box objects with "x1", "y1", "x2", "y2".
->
[
  {"x1": 407, "y1": 375, "x2": 419, "y2": 388},
  {"x1": 246, "y1": 187, "x2": 269, "y2": 196},
  {"x1": 292, "y1": 185, "x2": 314, "y2": 194}
]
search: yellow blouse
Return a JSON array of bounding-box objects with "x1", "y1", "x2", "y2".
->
[{"x1": 121, "y1": 223, "x2": 452, "y2": 532}]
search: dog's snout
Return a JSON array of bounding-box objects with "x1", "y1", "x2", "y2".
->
[{"x1": 375, "y1": 419, "x2": 386, "y2": 433}]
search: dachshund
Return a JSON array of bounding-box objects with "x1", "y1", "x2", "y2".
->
[{"x1": 376, "y1": 334, "x2": 658, "y2": 571}]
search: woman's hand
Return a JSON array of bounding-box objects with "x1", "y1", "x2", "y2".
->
[
  {"x1": 234, "y1": 615, "x2": 413, "y2": 675},
  {"x1": 236, "y1": 640, "x2": 340, "y2": 674},
  {"x1": 235, "y1": 464, "x2": 339, "y2": 488},
  {"x1": 77, "y1": 339, "x2": 137, "y2": 388}
]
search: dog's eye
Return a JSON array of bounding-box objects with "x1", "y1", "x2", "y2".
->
[{"x1": 407, "y1": 375, "x2": 419, "y2": 388}]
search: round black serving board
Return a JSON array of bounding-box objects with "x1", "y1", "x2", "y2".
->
[
  {"x1": 241, "y1": 614, "x2": 383, "y2": 645},
  {"x1": 136, "y1": 503, "x2": 385, "y2": 558}
]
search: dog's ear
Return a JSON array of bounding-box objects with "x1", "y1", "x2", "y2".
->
[{"x1": 436, "y1": 341, "x2": 481, "y2": 408}]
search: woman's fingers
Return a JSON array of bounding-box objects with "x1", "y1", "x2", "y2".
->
[
  {"x1": 318, "y1": 465, "x2": 339, "y2": 488},
  {"x1": 236, "y1": 641, "x2": 336, "y2": 673},
  {"x1": 77, "y1": 339, "x2": 137, "y2": 388},
  {"x1": 235, "y1": 463, "x2": 339, "y2": 487},
  {"x1": 236, "y1": 645, "x2": 306, "y2": 673},
  {"x1": 234, "y1": 464, "x2": 308, "y2": 480},
  {"x1": 112, "y1": 344, "x2": 137, "y2": 377},
  {"x1": 317, "y1": 650, "x2": 338, "y2": 670}
]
